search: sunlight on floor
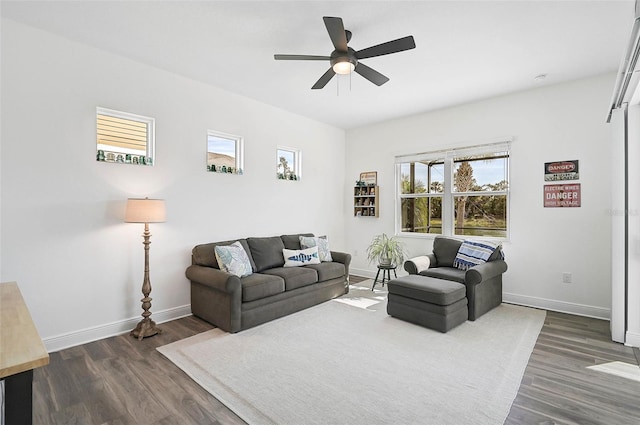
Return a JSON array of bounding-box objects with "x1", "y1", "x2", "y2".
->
[
  {"x1": 587, "y1": 361, "x2": 640, "y2": 383},
  {"x1": 333, "y1": 297, "x2": 380, "y2": 310},
  {"x1": 332, "y1": 284, "x2": 387, "y2": 310}
]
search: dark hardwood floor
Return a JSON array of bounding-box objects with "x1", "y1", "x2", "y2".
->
[
  {"x1": 32, "y1": 276, "x2": 640, "y2": 424},
  {"x1": 506, "y1": 311, "x2": 640, "y2": 425}
]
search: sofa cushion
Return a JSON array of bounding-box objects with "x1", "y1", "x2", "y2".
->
[
  {"x1": 214, "y1": 241, "x2": 253, "y2": 277},
  {"x1": 304, "y1": 262, "x2": 345, "y2": 282},
  {"x1": 241, "y1": 273, "x2": 285, "y2": 302},
  {"x1": 193, "y1": 239, "x2": 256, "y2": 272},
  {"x1": 300, "y1": 235, "x2": 333, "y2": 262},
  {"x1": 262, "y1": 267, "x2": 318, "y2": 291},
  {"x1": 283, "y1": 247, "x2": 321, "y2": 267},
  {"x1": 488, "y1": 246, "x2": 504, "y2": 262},
  {"x1": 281, "y1": 233, "x2": 314, "y2": 250},
  {"x1": 248, "y1": 237, "x2": 286, "y2": 272},
  {"x1": 419, "y1": 267, "x2": 466, "y2": 283},
  {"x1": 433, "y1": 236, "x2": 463, "y2": 267}
]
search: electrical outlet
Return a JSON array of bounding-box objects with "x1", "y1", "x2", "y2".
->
[
  {"x1": 562, "y1": 272, "x2": 572, "y2": 283},
  {"x1": 353, "y1": 249, "x2": 358, "y2": 257}
]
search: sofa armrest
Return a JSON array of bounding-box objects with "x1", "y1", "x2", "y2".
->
[
  {"x1": 465, "y1": 260, "x2": 508, "y2": 286},
  {"x1": 404, "y1": 254, "x2": 437, "y2": 274},
  {"x1": 331, "y1": 251, "x2": 352, "y2": 280},
  {"x1": 185, "y1": 265, "x2": 241, "y2": 294},
  {"x1": 330, "y1": 251, "x2": 352, "y2": 268}
]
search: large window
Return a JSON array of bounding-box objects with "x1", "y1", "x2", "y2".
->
[{"x1": 397, "y1": 142, "x2": 510, "y2": 239}]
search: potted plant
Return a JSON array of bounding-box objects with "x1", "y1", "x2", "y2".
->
[{"x1": 366, "y1": 233, "x2": 405, "y2": 267}]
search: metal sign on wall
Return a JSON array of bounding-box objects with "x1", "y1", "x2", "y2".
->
[
  {"x1": 544, "y1": 183, "x2": 581, "y2": 208},
  {"x1": 544, "y1": 160, "x2": 579, "y2": 181}
]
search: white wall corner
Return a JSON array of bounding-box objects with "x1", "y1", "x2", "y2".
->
[{"x1": 43, "y1": 305, "x2": 192, "y2": 352}]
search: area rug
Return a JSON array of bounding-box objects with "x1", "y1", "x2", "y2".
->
[{"x1": 158, "y1": 282, "x2": 545, "y2": 425}]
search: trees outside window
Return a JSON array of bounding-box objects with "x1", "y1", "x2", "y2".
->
[
  {"x1": 276, "y1": 146, "x2": 301, "y2": 180},
  {"x1": 397, "y1": 143, "x2": 509, "y2": 239}
]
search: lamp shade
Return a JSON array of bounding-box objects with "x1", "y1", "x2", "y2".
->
[{"x1": 125, "y1": 198, "x2": 166, "y2": 223}]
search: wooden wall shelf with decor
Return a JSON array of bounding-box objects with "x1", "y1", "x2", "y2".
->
[{"x1": 354, "y1": 185, "x2": 379, "y2": 217}]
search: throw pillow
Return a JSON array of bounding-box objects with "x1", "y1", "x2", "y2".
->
[
  {"x1": 453, "y1": 239, "x2": 502, "y2": 271},
  {"x1": 214, "y1": 241, "x2": 253, "y2": 277},
  {"x1": 299, "y1": 235, "x2": 333, "y2": 262},
  {"x1": 283, "y1": 246, "x2": 321, "y2": 267}
]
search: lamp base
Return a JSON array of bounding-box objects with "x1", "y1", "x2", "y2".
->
[{"x1": 130, "y1": 318, "x2": 161, "y2": 340}]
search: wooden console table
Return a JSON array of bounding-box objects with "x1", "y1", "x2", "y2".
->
[{"x1": 1, "y1": 281, "x2": 50, "y2": 425}]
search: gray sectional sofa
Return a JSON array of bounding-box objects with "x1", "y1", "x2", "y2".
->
[{"x1": 186, "y1": 233, "x2": 351, "y2": 333}]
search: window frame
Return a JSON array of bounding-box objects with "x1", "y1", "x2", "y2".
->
[
  {"x1": 276, "y1": 146, "x2": 302, "y2": 180},
  {"x1": 207, "y1": 129, "x2": 244, "y2": 174},
  {"x1": 395, "y1": 141, "x2": 511, "y2": 241},
  {"x1": 96, "y1": 106, "x2": 155, "y2": 165}
]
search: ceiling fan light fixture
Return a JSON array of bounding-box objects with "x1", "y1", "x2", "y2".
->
[
  {"x1": 274, "y1": 16, "x2": 416, "y2": 89},
  {"x1": 333, "y1": 60, "x2": 355, "y2": 75}
]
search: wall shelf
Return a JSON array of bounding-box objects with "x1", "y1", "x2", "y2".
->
[{"x1": 354, "y1": 185, "x2": 379, "y2": 217}]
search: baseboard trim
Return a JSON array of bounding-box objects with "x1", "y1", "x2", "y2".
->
[
  {"x1": 350, "y1": 268, "x2": 408, "y2": 280},
  {"x1": 503, "y1": 292, "x2": 610, "y2": 320},
  {"x1": 625, "y1": 331, "x2": 640, "y2": 348},
  {"x1": 350, "y1": 268, "x2": 376, "y2": 279},
  {"x1": 43, "y1": 304, "x2": 192, "y2": 352}
]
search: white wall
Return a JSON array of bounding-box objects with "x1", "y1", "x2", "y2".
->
[
  {"x1": 345, "y1": 73, "x2": 615, "y2": 319},
  {"x1": 0, "y1": 19, "x2": 346, "y2": 350}
]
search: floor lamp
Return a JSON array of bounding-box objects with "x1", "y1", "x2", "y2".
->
[{"x1": 125, "y1": 197, "x2": 166, "y2": 340}]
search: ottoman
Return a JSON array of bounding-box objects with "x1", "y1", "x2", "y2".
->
[{"x1": 386, "y1": 275, "x2": 468, "y2": 332}]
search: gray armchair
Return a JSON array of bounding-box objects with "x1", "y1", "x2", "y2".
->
[{"x1": 404, "y1": 236, "x2": 507, "y2": 320}]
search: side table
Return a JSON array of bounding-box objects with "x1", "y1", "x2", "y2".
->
[
  {"x1": 1, "y1": 282, "x2": 50, "y2": 425},
  {"x1": 372, "y1": 264, "x2": 397, "y2": 290}
]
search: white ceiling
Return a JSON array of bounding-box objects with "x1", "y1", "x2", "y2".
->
[{"x1": 1, "y1": 0, "x2": 635, "y2": 129}]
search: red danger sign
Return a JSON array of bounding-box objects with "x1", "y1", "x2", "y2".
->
[
  {"x1": 544, "y1": 160, "x2": 579, "y2": 181},
  {"x1": 544, "y1": 184, "x2": 581, "y2": 207}
]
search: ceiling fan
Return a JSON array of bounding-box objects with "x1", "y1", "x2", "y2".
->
[{"x1": 274, "y1": 16, "x2": 416, "y2": 89}]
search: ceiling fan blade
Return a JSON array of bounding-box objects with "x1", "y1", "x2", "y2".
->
[
  {"x1": 274, "y1": 54, "x2": 330, "y2": 61},
  {"x1": 323, "y1": 16, "x2": 348, "y2": 52},
  {"x1": 312, "y1": 68, "x2": 336, "y2": 89},
  {"x1": 355, "y1": 62, "x2": 389, "y2": 86},
  {"x1": 355, "y1": 35, "x2": 416, "y2": 60}
]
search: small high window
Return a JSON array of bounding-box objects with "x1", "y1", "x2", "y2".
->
[
  {"x1": 96, "y1": 107, "x2": 154, "y2": 165},
  {"x1": 207, "y1": 130, "x2": 244, "y2": 174},
  {"x1": 276, "y1": 146, "x2": 301, "y2": 180}
]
